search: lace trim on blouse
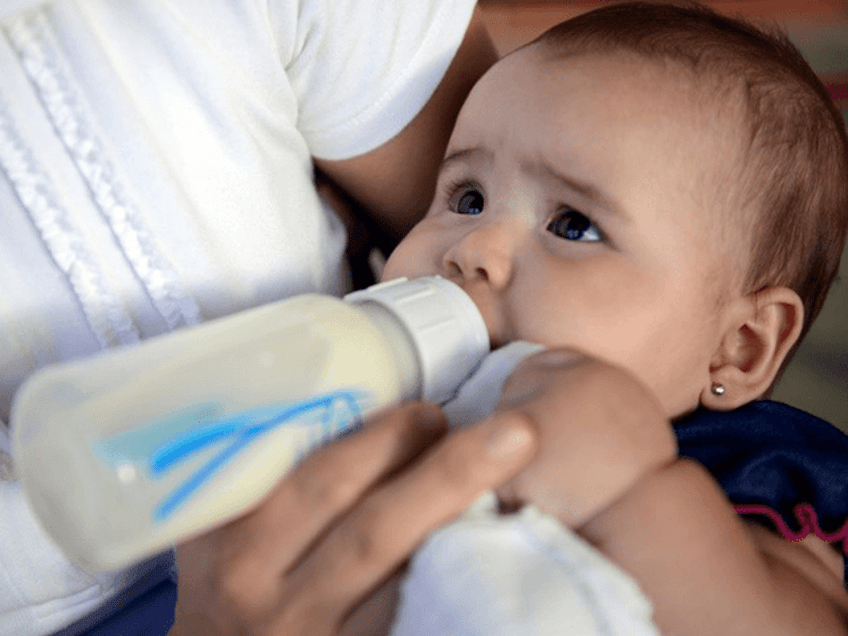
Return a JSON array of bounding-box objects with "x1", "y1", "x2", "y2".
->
[
  {"x1": 0, "y1": 91, "x2": 140, "y2": 348},
  {"x1": 5, "y1": 10, "x2": 200, "y2": 335}
]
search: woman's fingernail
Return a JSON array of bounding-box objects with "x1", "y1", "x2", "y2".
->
[
  {"x1": 533, "y1": 349, "x2": 584, "y2": 368},
  {"x1": 486, "y1": 420, "x2": 532, "y2": 461},
  {"x1": 499, "y1": 379, "x2": 542, "y2": 409}
]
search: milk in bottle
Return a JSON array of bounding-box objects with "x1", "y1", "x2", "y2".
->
[{"x1": 11, "y1": 276, "x2": 489, "y2": 570}]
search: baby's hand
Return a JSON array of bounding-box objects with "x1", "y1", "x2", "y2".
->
[
  {"x1": 488, "y1": 350, "x2": 848, "y2": 636},
  {"x1": 491, "y1": 349, "x2": 677, "y2": 529}
]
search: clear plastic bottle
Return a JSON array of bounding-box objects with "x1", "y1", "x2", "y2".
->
[{"x1": 11, "y1": 276, "x2": 489, "y2": 571}]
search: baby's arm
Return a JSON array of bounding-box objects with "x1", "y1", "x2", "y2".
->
[
  {"x1": 580, "y1": 456, "x2": 848, "y2": 635},
  {"x1": 495, "y1": 350, "x2": 848, "y2": 636}
]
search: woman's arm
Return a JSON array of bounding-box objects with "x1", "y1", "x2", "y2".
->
[{"x1": 313, "y1": 7, "x2": 498, "y2": 254}]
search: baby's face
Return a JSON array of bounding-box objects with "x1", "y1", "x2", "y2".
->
[{"x1": 382, "y1": 48, "x2": 744, "y2": 418}]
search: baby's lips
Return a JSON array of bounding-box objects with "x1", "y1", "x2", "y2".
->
[{"x1": 451, "y1": 279, "x2": 507, "y2": 349}]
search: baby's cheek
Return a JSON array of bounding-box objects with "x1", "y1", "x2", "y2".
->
[
  {"x1": 380, "y1": 221, "x2": 445, "y2": 283},
  {"x1": 379, "y1": 250, "x2": 405, "y2": 282},
  {"x1": 380, "y1": 233, "x2": 420, "y2": 281}
]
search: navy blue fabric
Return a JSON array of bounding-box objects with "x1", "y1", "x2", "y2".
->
[
  {"x1": 67, "y1": 579, "x2": 177, "y2": 636},
  {"x1": 72, "y1": 400, "x2": 848, "y2": 635},
  {"x1": 676, "y1": 400, "x2": 848, "y2": 587}
]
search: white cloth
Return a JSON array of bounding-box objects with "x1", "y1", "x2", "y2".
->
[
  {"x1": 390, "y1": 342, "x2": 660, "y2": 636},
  {"x1": 392, "y1": 493, "x2": 660, "y2": 636},
  {"x1": 0, "y1": 1, "x2": 477, "y2": 634}
]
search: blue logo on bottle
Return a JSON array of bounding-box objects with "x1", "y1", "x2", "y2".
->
[{"x1": 89, "y1": 390, "x2": 371, "y2": 522}]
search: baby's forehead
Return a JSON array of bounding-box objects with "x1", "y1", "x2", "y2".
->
[
  {"x1": 523, "y1": 45, "x2": 734, "y2": 110},
  {"x1": 546, "y1": 49, "x2": 743, "y2": 162},
  {"x1": 479, "y1": 46, "x2": 747, "y2": 158},
  {"x1": 467, "y1": 46, "x2": 755, "y2": 254}
]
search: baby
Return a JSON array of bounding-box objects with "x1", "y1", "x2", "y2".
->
[{"x1": 363, "y1": 2, "x2": 848, "y2": 635}]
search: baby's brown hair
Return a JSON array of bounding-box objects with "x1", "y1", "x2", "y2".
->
[{"x1": 529, "y1": 1, "x2": 848, "y2": 388}]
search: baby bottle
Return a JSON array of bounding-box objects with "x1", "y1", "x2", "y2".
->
[{"x1": 11, "y1": 276, "x2": 489, "y2": 571}]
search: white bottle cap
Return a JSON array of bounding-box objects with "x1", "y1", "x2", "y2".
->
[{"x1": 345, "y1": 277, "x2": 490, "y2": 404}]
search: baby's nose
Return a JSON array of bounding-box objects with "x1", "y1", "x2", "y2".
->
[{"x1": 442, "y1": 221, "x2": 518, "y2": 288}]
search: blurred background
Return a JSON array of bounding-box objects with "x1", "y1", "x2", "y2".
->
[{"x1": 476, "y1": 0, "x2": 848, "y2": 430}]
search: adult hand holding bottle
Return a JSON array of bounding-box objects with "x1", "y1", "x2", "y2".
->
[{"x1": 169, "y1": 401, "x2": 536, "y2": 636}]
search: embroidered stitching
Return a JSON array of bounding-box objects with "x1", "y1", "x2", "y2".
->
[
  {"x1": 0, "y1": 90, "x2": 140, "y2": 348},
  {"x1": 6, "y1": 10, "x2": 200, "y2": 331},
  {"x1": 736, "y1": 503, "x2": 848, "y2": 555}
]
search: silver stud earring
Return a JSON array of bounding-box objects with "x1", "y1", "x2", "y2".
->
[{"x1": 711, "y1": 382, "x2": 726, "y2": 396}]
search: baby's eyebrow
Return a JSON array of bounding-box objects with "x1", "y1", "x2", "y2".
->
[
  {"x1": 440, "y1": 146, "x2": 491, "y2": 172},
  {"x1": 530, "y1": 161, "x2": 631, "y2": 226}
]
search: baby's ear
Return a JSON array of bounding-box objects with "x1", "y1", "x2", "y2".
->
[{"x1": 702, "y1": 287, "x2": 804, "y2": 410}]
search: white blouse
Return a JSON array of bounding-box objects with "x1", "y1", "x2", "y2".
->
[
  {"x1": 0, "y1": 0, "x2": 477, "y2": 422},
  {"x1": 0, "y1": 1, "x2": 477, "y2": 634}
]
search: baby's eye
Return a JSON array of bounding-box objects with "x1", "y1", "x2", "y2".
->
[
  {"x1": 453, "y1": 187, "x2": 485, "y2": 216},
  {"x1": 547, "y1": 207, "x2": 602, "y2": 242}
]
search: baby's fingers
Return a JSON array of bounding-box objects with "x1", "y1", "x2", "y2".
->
[{"x1": 275, "y1": 416, "x2": 537, "y2": 631}]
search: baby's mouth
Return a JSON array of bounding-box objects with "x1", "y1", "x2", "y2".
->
[{"x1": 451, "y1": 280, "x2": 508, "y2": 350}]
